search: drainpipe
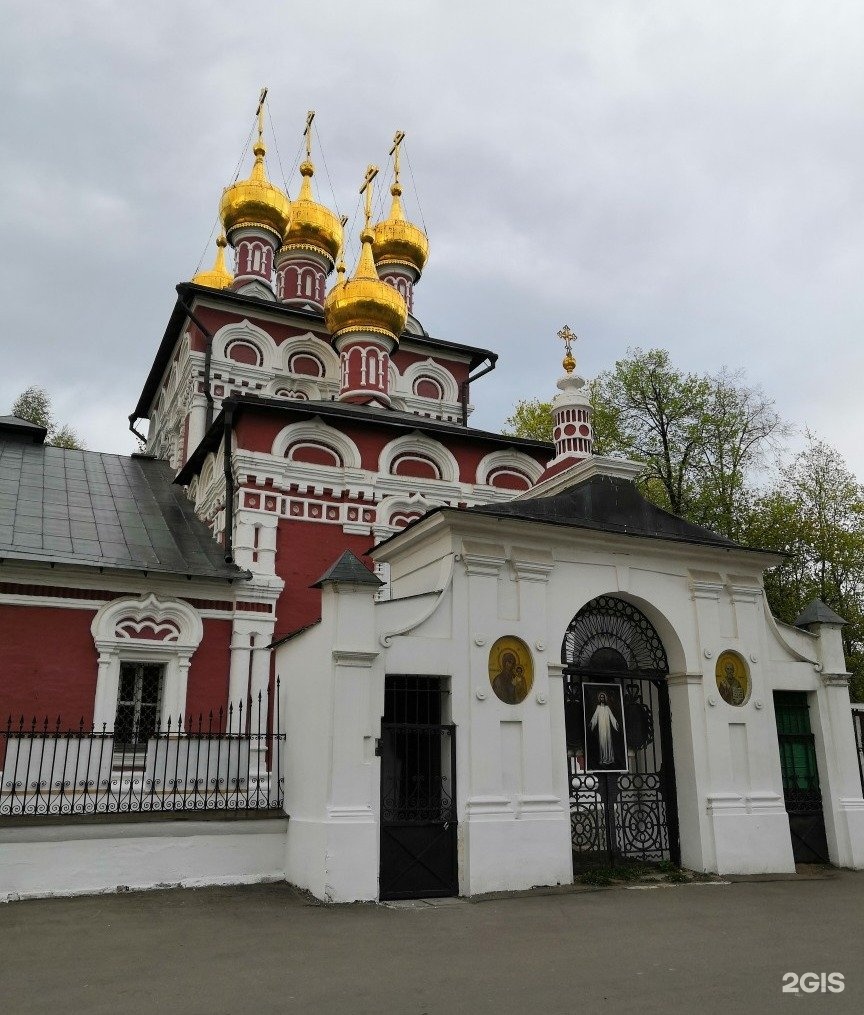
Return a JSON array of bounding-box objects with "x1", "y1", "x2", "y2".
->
[
  {"x1": 223, "y1": 403, "x2": 235, "y2": 563},
  {"x1": 460, "y1": 355, "x2": 497, "y2": 426},
  {"x1": 176, "y1": 293, "x2": 216, "y2": 430},
  {"x1": 127, "y1": 414, "x2": 148, "y2": 445}
]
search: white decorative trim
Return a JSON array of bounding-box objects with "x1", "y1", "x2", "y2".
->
[
  {"x1": 379, "y1": 432, "x2": 460, "y2": 484},
  {"x1": 476, "y1": 449, "x2": 544, "y2": 487},
  {"x1": 271, "y1": 419, "x2": 362, "y2": 469},
  {"x1": 375, "y1": 491, "x2": 440, "y2": 531},
  {"x1": 90, "y1": 594, "x2": 204, "y2": 728},
  {"x1": 279, "y1": 332, "x2": 341, "y2": 379},
  {"x1": 213, "y1": 319, "x2": 278, "y2": 373},
  {"x1": 399, "y1": 357, "x2": 459, "y2": 403},
  {"x1": 332, "y1": 650, "x2": 379, "y2": 668}
]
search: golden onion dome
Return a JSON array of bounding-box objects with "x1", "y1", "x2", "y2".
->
[
  {"x1": 280, "y1": 159, "x2": 342, "y2": 262},
  {"x1": 191, "y1": 233, "x2": 234, "y2": 289},
  {"x1": 324, "y1": 228, "x2": 407, "y2": 341},
  {"x1": 372, "y1": 182, "x2": 429, "y2": 275},
  {"x1": 219, "y1": 133, "x2": 291, "y2": 241}
]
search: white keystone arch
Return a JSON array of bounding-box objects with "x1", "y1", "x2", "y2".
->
[
  {"x1": 213, "y1": 319, "x2": 279, "y2": 373},
  {"x1": 476, "y1": 448, "x2": 544, "y2": 486},
  {"x1": 401, "y1": 357, "x2": 459, "y2": 403},
  {"x1": 272, "y1": 419, "x2": 362, "y2": 469},
  {"x1": 91, "y1": 594, "x2": 205, "y2": 728},
  {"x1": 266, "y1": 377, "x2": 322, "y2": 401},
  {"x1": 379, "y1": 432, "x2": 460, "y2": 483},
  {"x1": 280, "y1": 332, "x2": 341, "y2": 380}
]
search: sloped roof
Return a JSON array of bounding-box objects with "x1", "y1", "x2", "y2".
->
[
  {"x1": 310, "y1": 550, "x2": 382, "y2": 588},
  {"x1": 794, "y1": 599, "x2": 847, "y2": 627},
  {"x1": 464, "y1": 472, "x2": 756, "y2": 551},
  {"x1": 0, "y1": 415, "x2": 48, "y2": 443},
  {"x1": 0, "y1": 439, "x2": 245, "y2": 581}
]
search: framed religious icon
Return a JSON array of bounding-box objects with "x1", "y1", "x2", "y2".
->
[
  {"x1": 582, "y1": 682, "x2": 628, "y2": 773},
  {"x1": 488, "y1": 636, "x2": 533, "y2": 705},
  {"x1": 716, "y1": 651, "x2": 749, "y2": 706}
]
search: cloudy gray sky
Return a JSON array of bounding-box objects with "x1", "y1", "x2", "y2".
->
[{"x1": 1, "y1": 1, "x2": 862, "y2": 477}]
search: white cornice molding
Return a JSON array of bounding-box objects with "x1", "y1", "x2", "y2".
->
[{"x1": 518, "y1": 455, "x2": 644, "y2": 501}]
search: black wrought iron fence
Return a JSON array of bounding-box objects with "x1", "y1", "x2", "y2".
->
[{"x1": 0, "y1": 682, "x2": 284, "y2": 818}]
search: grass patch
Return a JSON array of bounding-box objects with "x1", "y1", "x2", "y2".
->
[{"x1": 579, "y1": 869, "x2": 617, "y2": 887}]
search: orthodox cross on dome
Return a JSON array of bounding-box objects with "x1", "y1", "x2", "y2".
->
[
  {"x1": 360, "y1": 164, "x2": 379, "y2": 229},
  {"x1": 557, "y1": 325, "x2": 578, "y2": 374},
  {"x1": 389, "y1": 130, "x2": 406, "y2": 185},
  {"x1": 255, "y1": 86, "x2": 268, "y2": 144},
  {"x1": 303, "y1": 109, "x2": 315, "y2": 158}
]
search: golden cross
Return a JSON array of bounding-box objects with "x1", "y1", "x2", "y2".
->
[
  {"x1": 360, "y1": 164, "x2": 379, "y2": 228},
  {"x1": 255, "y1": 87, "x2": 268, "y2": 141},
  {"x1": 557, "y1": 325, "x2": 577, "y2": 373},
  {"x1": 389, "y1": 131, "x2": 405, "y2": 183},
  {"x1": 304, "y1": 110, "x2": 315, "y2": 159}
]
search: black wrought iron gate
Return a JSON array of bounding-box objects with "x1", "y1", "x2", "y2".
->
[
  {"x1": 379, "y1": 676, "x2": 457, "y2": 900},
  {"x1": 562, "y1": 597, "x2": 680, "y2": 867},
  {"x1": 774, "y1": 691, "x2": 829, "y2": 864}
]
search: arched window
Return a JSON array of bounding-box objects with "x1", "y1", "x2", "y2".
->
[
  {"x1": 285, "y1": 441, "x2": 342, "y2": 467},
  {"x1": 226, "y1": 340, "x2": 263, "y2": 366},
  {"x1": 91, "y1": 594, "x2": 204, "y2": 729},
  {"x1": 414, "y1": 376, "x2": 444, "y2": 400}
]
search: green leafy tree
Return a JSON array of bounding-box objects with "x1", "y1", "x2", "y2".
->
[
  {"x1": 589, "y1": 349, "x2": 711, "y2": 517},
  {"x1": 10, "y1": 386, "x2": 85, "y2": 450},
  {"x1": 504, "y1": 350, "x2": 785, "y2": 540},
  {"x1": 503, "y1": 352, "x2": 863, "y2": 696},
  {"x1": 744, "y1": 437, "x2": 864, "y2": 700},
  {"x1": 503, "y1": 399, "x2": 553, "y2": 443}
]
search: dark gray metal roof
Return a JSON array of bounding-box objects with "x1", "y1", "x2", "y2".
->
[
  {"x1": 0, "y1": 440, "x2": 245, "y2": 581},
  {"x1": 0, "y1": 416, "x2": 48, "y2": 443},
  {"x1": 465, "y1": 474, "x2": 744, "y2": 550},
  {"x1": 310, "y1": 550, "x2": 382, "y2": 588},
  {"x1": 794, "y1": 599, "x2": 847, "y2": 628}
]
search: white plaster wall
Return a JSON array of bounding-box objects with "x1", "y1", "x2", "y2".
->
[
  {"x1": 276, "y1": 507, "x2": 864, "y2": 903},
  {"x1": 0, "y1": 818, "x2": 287, "y2": 902},
  {"x1": 279, "y1": 587, "x2": 383, "y2": 903}
]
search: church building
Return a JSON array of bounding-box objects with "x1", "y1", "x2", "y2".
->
[{"x1": 1, "y1": 100, "x2": 862, "y2": 903}]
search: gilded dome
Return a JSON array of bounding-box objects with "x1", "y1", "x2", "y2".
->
[
  {"x1": 191, "y1": 233, "x2": 233, "y2": 289},
  {"x1": 281, "y1": 159, "x2": 342, "y2": 263},
  {"x1": 220, "y1": 134, "x2": 291, "y2": 241},
  {"x1": 324, "y1": 228, "x2": 407, "y2": 341},
  {"x1": 372, "y1": 183, "x2": 429, "y2": 275}
]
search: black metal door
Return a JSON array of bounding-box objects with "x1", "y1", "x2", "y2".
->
[
  {"x1": 774, "y1": 691, "x2": 829, "y2": 864},
  {"x1": 379, "y1": 677, "x2": 457, "y2": 900},
  {"x1": 562, "y1": 596, "x2": 679, "y2": 867},
  {"x1": 565, "y1": 672, "x2": 679, "y2": 865}
]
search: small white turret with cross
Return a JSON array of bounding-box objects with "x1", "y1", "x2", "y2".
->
[{"x1": 550, "y1": 325, "x2": 593, "y2": 464}]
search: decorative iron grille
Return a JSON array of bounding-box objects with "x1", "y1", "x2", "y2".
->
[
  {"x1": 562, "y1": 596, "x2": 679, "y2": 865},
  {"x1": 0, "y1": 683, "x2": 284, "y2": 818},
  {"x1": 562, "y1": 595, "x2": 669, "y2": 675}
]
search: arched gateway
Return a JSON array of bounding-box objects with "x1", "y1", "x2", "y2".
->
[{"x1": 562, "y1": 595, "x2": 680, "y2": 866}]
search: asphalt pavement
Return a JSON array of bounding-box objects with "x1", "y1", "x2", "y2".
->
[{"x1": 1, "y1": 871, "x2": 862, "y2": 1014}]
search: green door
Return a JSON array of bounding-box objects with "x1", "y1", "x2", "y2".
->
[{"x1": 774, "y1": 691, "x2": 829, "y2": 863}]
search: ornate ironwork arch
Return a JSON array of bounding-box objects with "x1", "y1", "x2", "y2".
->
[{"x1": 561, "y1": 595, "x2": 669, "y2": 676}]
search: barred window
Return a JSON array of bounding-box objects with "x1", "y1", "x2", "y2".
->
[{"x1": 114, "y1": 662, "x2": 165, "y2": 748}]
